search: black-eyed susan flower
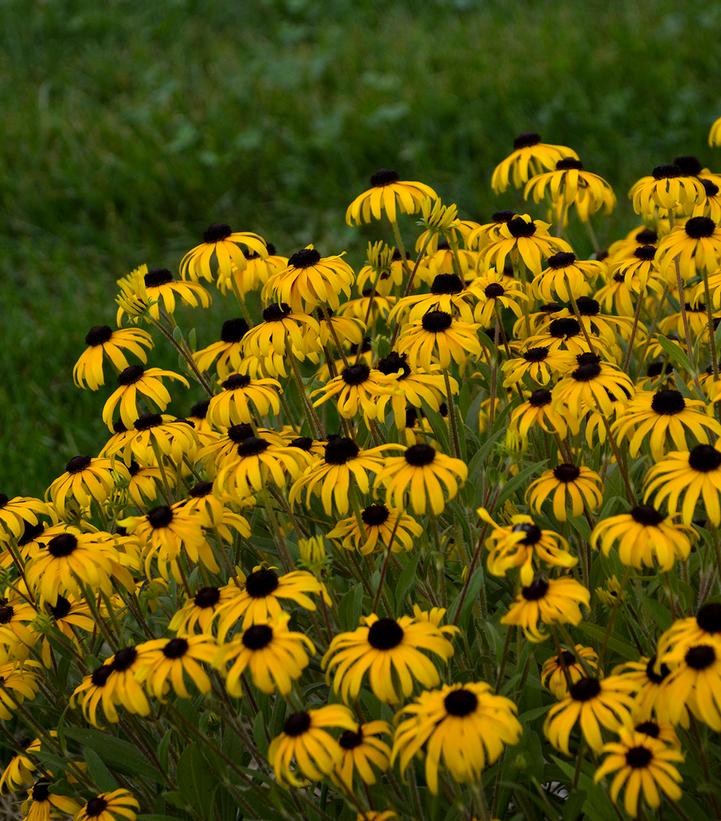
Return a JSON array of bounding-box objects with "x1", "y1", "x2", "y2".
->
[
  {"x1": 217, "y1": 242, "x2": 287, "y2": 295},
  {"x1": 215, "y1": 613, "x2": 314, "y2": 696},
  {"x1": 116, "y1": 266, "x2": 212, "y2": 324},
  {"x1": 491, "y1": 133, "x2": 578, "y2": 193},
  {"x1": 113, "y1": 413, "x2": 198, "y2": 465},
  {"x1": 345, "y1": 169, "x2": 437, "y2": 225},
  {"x1": 553, "y1": 352, "x2": 633, "y2": 417},
  {"x1": 614, "y1": 388, "x2": 721, "y2": 459},
  {"x1": 332, "y1": 721, "x2": 391, "y2": 793},
  {"x1": 388, "y1": 273, "x2": 478, "y2": 324},
  {"x1": 0, "y1": 661, "x2": 40, "y2": 722},
  {"x1": 658, "y1": 638, "x2": 721, "y2": 730},
  {"x1": 526, "y1": 315, "x2": 609, "y2": 358},
  {"x1": 215, "y1": 567, "x2": 330, "y2": 636},
  {"x1": 311, "y1": 363, "x2": 399, "y2": 422},
  {"x1": 48, "y1": 456, "x2": 129, "y2": 516},
  {"x1": 217, "y1": 435, "x2": 308, "y2": 499},
  {"x1": 71, "y1": 663, "x2": 119, "y2": 725},
  {"x1": 532, "y1": 251, "x2": 605, "y2": 302},
  {"x1": 544, "y1": 674, "x2": 636, "y2": 754},
  {"x1": 502, "y1": 345, "x2": 573, "y2": 388},
  {"x1": 477, "y1": 508, "x2": 577, "y2": 584},
  {"x1": 0, "y1": 736, "x2": 42, "y2": 794},
  {"x1": 193, "y1": 318, "x2": 249, "y2": 379},
  {"x1": 26, "y1": 529, "x2": 129, "y2": 604},
  {"x1": 317, "y1": 308, "x2": 365, "y2": 349},
  {"x1": 0, "y1": 496, "x2": 50, "y2": 544},
  {"x1": 375, "y1": 351, "x2": 450, "y2": 429},
  {"x1": 21, "y1": 781, "x2": 79, "y2": 821},
  {"x1": 644, "y1": 443, "x2": 721, "y2": 525},
  {"x1": 658, "y1": 299, "x2": 716, "y2": 338},
  {"x1": 262, "y1": 246, "x2": 354, "y2": 313},
  {"x1": 591, "y1": 504, "x2": 694, "y2": 572},
  {"x1": 73, "y1": 325, "x2": 153, "y2": 391},
  {"x1": 502, "y1": 576, "x2": 590, "y2": 642},
  {"x1": 240, "y1": 303, "x2": 320, "y2": 375},
  {"x1": 527, "y1": 463, "x2": 604, "y2": 521},
  {"x1": 594, "y1": 728, "x2": 683, "y2": 818},
  {"x1": 356, "y1": 241, "x2": 401, "y2": 294},
  {"x1": 0, "y1": 594, "x2": 39, "y2": 661},
  {"x1": 206, "y1": 373, "x2": 281, "y2": 427},
  {"x1": 169, "y1": 585, "x2": 234, "y2": 636},
  {"x1": 195, "y1": 422, "x2": 282, "y2": 475},
  {"x1": 396, "y1": 309, "x2": 481, "y2": 369},
  {"x1": 483, "y1": 215, "x2": 571, "y2": 277},
  {"x1": 180, "y1": 224, "x2": 267, "y2": 283},
  {"x1": 99, "y1": 645, "x2": 152, "y2": 719},
  {"x1": 391, "y1": 681, "x2": 522, "y2": 794},
  {"x1": 541, "y1": 645, "x2": 599, "y2": 699},
  {"x1": 524, "y1": 158, "x2": 616, "y2": 222},
  {"x1": 469, "y1": 271, "x2": 528, "y2": 326},
  {"x1": 124, "y1": 461, "x2": 162, "y2": 508},
  {"x1": 508, "y1": 388, "x2": 577, "y2": 441},
  {"x1": 326, "y1": 503, "x2": 422, "y2": 555},
  {"x1": 612, "y1": 244, "x2": 664, "y2": 292},
  {"x1": 267, "y1": 704, "x2": 356, "y2": 787},
  {"x1": 290, "y1": 438, "x2": 390, "y2": 516},
  {"x1": 657, "y1": 216, "x2": 721, "y2": 280},
  {"x1": 375, "y1": 443, "x2": 467, "y2": 516},
  {"x1": 630, "y1": 164, "x2": 706, "y2": 218},
  {"x1": 612, "y1": 656, "x2": 675, "y2": 722},
  {"x1": 102, "y1": 365, "x2": 189, "y2": 430},
  {"x1": 75, "y1": 789, "x2": 139, "y2": 821},
  {"x1": 657, "y1": 601, "x2": 721, "y2": 662},
  {"x1": 135, "y1": 635, "x2": 216, "y2": 699},
  {"x1": 322, "y1": 612, "x2": 456, "y2": 704}
]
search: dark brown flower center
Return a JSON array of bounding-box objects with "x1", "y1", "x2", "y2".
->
[
  {"x1": 85, "y1": 325, "x2": 113, "y2": 346},
  {"x1": 575, "y1": 297, "x2": 600, "y2": 316},
  {"x1": 521, "y1": 578, "x2": 549, "y2": 600},
  {"x1": 685, "y1": 644, "x2": 716, "y2": 670},
  {"x1": 651, "y1": 389, "x2": 685, "y2": 415},
  {"x1": 238, "y1": 436, "x2": 270, "y2": 456},
  {"x1": 631, "y1": 505, "x2": 665, "y2": 526},
  {"x1": 636, "y1": 228, "x2": 658, "y2": 244},
  {"x1": 342, "y1": 364, "x2": 371, "y2": 386},
  {"x1": 377, "y1": 351, "x2": 411, "y2": 379},
  {"x1": 362, "y1": 504, "x2": 390, "y2": 526},
  {"x1": 339, "y1": 729, "x2": 364, "y2": 749},
  {"x1": 144, "y1": 268, "x2": 174, "y2": 287},
  {"x1": 547, "y1": 251, "x2": 576, "y2": 269},
  {"x1": 674, "y1": 155, "x2": 703, "y2": 175},
  {"x1": 633, "y1": 244, "x2": 657, "y2": 260},
  {"x1": 283, "y1": 711, "x2": 311, "y2": 736},
  {"x1": 48, "y1": 595, "x2": 71, "y2": 619},
  {"x1": 625, "y1": 746, "x2": 653, "y2": 768},
  {"x1": 685, "y1": 216, "x2": 716, "y2": 239},
  {"x1": 220, "y1": 318, "x2": 249, "y2": 343},
  {"x1": 484, "y1": 283, "x2": 505, "y2": 298},
  {"x1": 507, "y1": 217, "x2": 536, "y2": 238},
  {"x1": 689, "y1": 444, "x2": 721, "y2": 472},
  {"x1": 112, "y1": 647, "x2": 138, "y2": 672},
  {"x1": 91, "y1": 664, "x2": 114, "y2": 687},
  {"x1": 189, "y1": 481, "x2": 213, "y2": 498},
  {"x1": 65, "y1": 455, "x2": 92, "y2": 474},
  {"x1": 513, "y1": 133, "x2": 541, "y2": 149},
  {"x1": 569, "y1": 676, "x2": 601, "y2": 701},
  {"x1": 697, "y1": 602, "x2": 721, "y2": 633},
  {"x1": 223, "y1": 374, "x2": 251, "y2": 390},
  {"x1": 0, "y1": 606, "x2": 14, "y2": 624},
  {"x1": 48, "y1": 534, "x2": 78, "y2": 558},
  {"x1": 528, "y1": 389, "x2": 552, "y2": 407},
  {"x1": 421, "y1": 310, "x2": 453, "y2": 332},
  {"x1": 85, "y1": 797, "x2": 109, "y2": 818},
  {"x1": 148, "y1": 506, "x2": 173, "y2": 528},
  {"x1": 553, "y1": 464, "x2": 581, "y2": 483},
  {"x1": 245, "y1": 568, "x2": 280, "y2": 598},
  {"x1": 324, "y1": 437, "x2": 360, "y2": 464},
  {"x1": 444, "y1": 688, "x2": 479, "y2": 716},
  {"x1": 635, "y1": 721, "x2": 660, "y2": 738},
  {"x1": 652, "y1": 164, "x2": 681, "y2": 180},
  {"x1": 367, "y1": 618, "x2": 404, "y2": 650},
  {"x1": 370, "y1": 168, "x2": 400, "y2": 187},
  {"x1": 556, "y1": 158, "x2": 583, "y2": 170},
  {"x1": 405, "y1": 444, "x2": 436, "y2": 466},
  {"x1": 512, "y1": 523, "x2": 542, "y2": 544},
  {"x1": 288, "y1": 248, "x2": 321, "y2": 268},
  {"x1": 290, "y1": 436, "x2": 313, "y2": 451},
  {"x1": 242, "y1": 624, "x2": 273, "y2": 650},
  {"x1": 548, "y1": 318, "x2": 580, "y2": 338},
  {"x1": 645, "y1": 655, "x2": 670, "y2": 684},
  {"x1": 194, "y1": 586, "x2": 221, "y2": 608},
  {"x1": 431, "y1": 274, "x2": 464, "y2": 295},
  {"x1": 162, "y1": 638, "x2": 189, "y2": 659},
  {"x1": 117, "y1": 364, "x2": 145, "y2": 385},
  {"x1": 262, "y1": 303, "x2": 292, "y2": 321},
  {"x1": 203, "y1": 223, "x2": 232, "y2": 243},
  {"x1": 228, "y1": 423, "x2": 254, "y2": 443}
]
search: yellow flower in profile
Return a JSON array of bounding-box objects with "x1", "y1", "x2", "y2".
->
[
  {"x1": 629, "y1": 163, "x2": 706, "y2": 217},
  {"x1": 502, "y1": 576, "x2": 590, "y2": 642},
  {"x1": 268, "y1": 705, "x2": 356, "y2": 788},
  {"x1": 469, "y1": 272, "x2": 528, "y2": 326},
  {"x1": 0, "y1": 496, "x2": 50, "y2": 544},
  {"x1": 75, "y1": 789, "x2": 140, "y2": 821},
  {"x1": 135, "y1": 634, "x2": 217, "y2": 699},
  {"x1": 594, "y1": 728, "x2": 683, "y2": 818},
  {"x1": 216, "y1": 242, "x2": 287, "y2": 296},
  {"x1": 73, "y1": 325, "x2": 153, "y2": 391},
  {"x1": 391, "y1": 681, "x2": 522, "y2": 794},
  {"x1": 116, "y1": 265, "x2": 212, "y2": 324},
  {"x1": 491, "y1": 132, "x2": 578, "y2": 193},
  {"x1": 193, "y1": 318, "x2": 249, "y2": 379},
  {"x1": 483, "y1": 215, "x2": 571, "y2": 276},
  {"x1": 48, "y1": 455, "x2": 129, "y2": 516},
  {"x1": 327, "y1": 502, "x2": 422, "y2": 555},
  {"x1": 553, "y1": 352, "x2": 634, "y2": 417},
  {"x1": 525, "y1": 157, "x2": 616, "y2": 222},
  {"x1": 322, "y1": 612, "x2": 456, "y2": 704},
  {"x1": 262, "y1": 246, "x2": 354, "y2": 313},
  {"x1": 21, "y1": 781, "x2": 79, "y2": 821},
  {"x1": 311, "y1": 363, "x2": 399, "y2": 422},
  {"x1": 397, "y1": 309, "x2": 481, "y2": 369},
  {"x1": 532, "y1": 251, "x2": 605, "y2": 302},
  {"x1": 206, "y1": 373, "x2": 282, "y2": 427},
  {"x1": 657, "y1": 215, "x2": 721, "y2": 280},
  {"x1": 102, "y1": 365, "x2": 189, "y2": 430},
  {"x1": 527, "y1": 463, "x2": 603, "y2": 521},
  {"x1": 180, "y1": 223, "x2": 267, "y2": 282},
  {"x1": 541, "y1": 645, "x2": 599, "y2": 699},
  {"x1": 332, "y1": 721, "x2": 392, "y2": 793},
  {"x1": 508, "y1": 388, "x2": 577, "y2": 441},
  {"x1": 217, "y1": 435, "x2": 308, "y2": 499},
  {"x1": 346, "y1": 169, "x2": 437, "y2": 225},
  {"x1": 659, "y1": 637, "x2": 721, "y2": 730}
]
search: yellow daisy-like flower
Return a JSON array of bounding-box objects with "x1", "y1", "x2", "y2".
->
[
  {"x1": 217, "y1": 242, "x2": 287, "y2": 295},
  {"x1": 657, "y1": 602, "x2": 721, "y2": 662},
  {"x1": 388, "y1": 272, "x2": 478, "y2": 324},
  {"x1": 483, "y1": 215, "x2": 571, "y2": 277},
  {"x1": 21, "y1": 781, "x2": 79, "y2": 821},
  {"x1": 101, "y1": 366, "x2": 189, "y2": 430},
  {"x1": 644, "y1": 443, "x2": 721, "y2": 525},
  {"x1": 125, "y1": 461, "x2": 163, "y2": 508},
  {"x1": 594, "y1": 728, "x2": 683, "y2": 818},
  {"x1": 240, "y1": 303, "x2": 320, "y2": 373},
  {"x1": 322, "y1": 612, "x2": 456, "y2": 704},
  {"x1": 527, "y1": 463, "x2": 604, "y2": 521},
  {"x1": 345, "y1": 169, "x2": 437, "y2": 225},
  {"x1": 0, "y1": 661, "x2": 40, "y2": 720},
  {"x1": 375, "y1": 352, "x2": 450, "y2": 429},
  {"x1": 75, "y1": 789, "x2": 140, "y2": 821},
  {"x1": 71, "y1": 662, "x2": 120, "y2": 725},
  {"x1": 48, "y1": 456, "x2": 129, "y2": 516},
  {"x1": 290, "y1": 438, "x2": 390, "y2": 516},
  {"x1": 73, "y1": 325, "x2": 153, "y2": 391},
  {"x1": 544, "y1": 674, "x2": 636, "y2": 754},
  {"x1": 612, "y1": 656, "x2": 676, "y2": 722},
  {"x1": 532, "y1": 251, "x2": 605, "y2": 302},
  {"x1": 326, "y1": 502, "x2": 422, "y2": 555},
  {"x1": 106, "y1": 413, "x2": 198, "y2": 465},
  {"x1": 216, "y1": 435, "x2": 308, "y2": 499},
  {"x1": 206, "y1": 373, "x2": 281, "y2": 427},
  {"x1": 658, "y1": 637, "x2": 721, "y2": 730},
  {"x1": 501, "y1": 576, "x2": 590, "y2": 642},
  {"x1": 396, "y1": 309, "x2": 482, "y2": 370},
  {"x1": 0, "y1": 736, "x2": 42, "y2": 794},
  {"x1": 332, "y1": 721, "x2": 391, "y2": 793},
  {"x1": 214, "y1": 613, "x2": 314, "y2": 696},
  {"x1": 553, "y1": 352, "x2": 633, "y2": 417},
  {"x1": 541, "y1": 645, "x2": 599, "y2": 699},
  {"x1": 477, "y1": 508, "x2": 577, "y2": 585},
  {"x1": 262, "y1": 246, "x2": 355, "y2": 313},
  {"x1": 135, "y1": 634, "x2": 217, "y2": 699},
  {"x1": 612, "y1": 244, "x2": 664, "y2": 291},
  {"x1": 180, "y1": 223, "x2": 267, "y2": 283},
  {"x1": 375, "y1": 443, "x2": 468, "y2": 516},
  {"x1": 0, "y1": 496, "x2": 51, "y2": 544},
  {"x1": 591, "y1": 503, "x2": 694, "y2": 572},
  {"x1": 507, "y1": 388, "x2": 577, "y2": 441},
  {"x1": 391, "y1": 681, "x2": 522, "y2": 794},
  {"x1": 268, "y1": 704, "x2": 356, "y2": 788},
  {"x1": 656, "y1": 216, "x2": 721, "y2": 280},
  {"x1": 214, "y1": 567, "x2": 330, "y2": 636},
  {"x1": 502, "y1": 345, "x2": 573, "y2": 388},
  {"x1": 524, "y1": 157, "x2": 616, "y2": 222},
  {"x1": 193, "y1": 318, "x2": 249, "y2": 379},
  {"x1": 469, "y1": 272, "x2": 528, "y2": 326},
  {"x1": 311, "y1": 363, "x2": 399, "y2": 422},
  {"x1": 629, "y1": 164, "x2": 706, "y2": 218},
  {"x1": 169, "y1": 584, "x2": 237, "y2": 636},
  {"x1": 491, "y1": 132, "x2": 578, "y2": 193}
]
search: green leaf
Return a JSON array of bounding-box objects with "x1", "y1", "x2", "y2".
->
[
  {"x1": 83, "y1": 747, "x2": 118, "y2": 792},
  {"x1": 64, "y1": 728, "x2": 163, "y2": 783},
  {"x1": 394, "y1": 552, "x2": 421, "y2": 610},
  {"x1": 577, "y1": 621, "x2": 637, "y2": 660},
  {"x1": 138, "y1": 816, "x2": 185, "y2": 821},
  {"x1": 338, "y1": 583, "x2": 363, "y2": 629},
  {"x1": 176, "y1": 743, "x2": 218, "y2": 816}
]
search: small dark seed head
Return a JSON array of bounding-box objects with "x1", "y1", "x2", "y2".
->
[
  {"x1": 148, "y1": 506, "x2": 173, "y2": 528},
  {"x1": 696, "y1": 602, "x2": 721, "y2": 633},
  {"x1": 547, "y1": 251, "x2": 576, "y2": 269},
  {"x1": 523, "y1": 346, "x2": 550, "y2": 363},
  {"x1": 242, "y1": 624, "x2": 274, "y2": 650},
  {"x1": 431, "y1": 273, "x2": 464, "y2": 294},
  {"x1": 47, "y1": 534, "x2": 78, "y2": 558},
  {"x1": 645, "y1": 655, "x2": 670, "y2": 684},
  {"x1": 651, "y1": 389, "x2": 685, "y2": 415},
  {"x1": 405, "y1": 444, "x2": 436, "y2": 466},
  {"x1": 19, "y1": 521, "x2": 44, "y2": 546},
  {"x1": 635, "y1": 720, "x2": 660, "y2": 738},
  {"x1": 32, "y1": 782, "x2": 51, "y2": 802},
  {"x1": 370, "y1": 168, "x2": 400, "y2": 187},
  {"x1": 144, "y1": 267, "x2": 174, "y2": 287},
  {"x1": 685, "y1": 644, "x2": 716, "y2": 670},
  {"x1": 513, "y1": 132, "x2": 541, "y2": 149},
  {"x1": 339, "y1": 729, "x2": 363, "y2": 749},
  {"x1": 283, "y1": 711, "x2": 311, "y2": 737},
  {"x1": 575, "y1": 297, "x2": 600, "y2": 316},
  {"x1": 571, "y1": 362, "x2": 602, "y2": 381},
  {"x1": 48, "y1": 595, "x2": 71, "y2": 619},
  {"x1": 203, "y1": 223, "x2": 232, "y2": 243},
  {"x1": 0, "y1": 606, "x2": 14, "y2": 624},
  {"x1": 636, "y1": 228, "x2": 658, "y2": 244},
  {"x1": 362, "y1": 504, "x2": 390, "y2": 526},
  {"x1": 85, "y1": 325, "x2": 113, "y2": 346},
  {"x1": 117, "y1": 364, "x2": 145, "y2": 385},
  {"x1": 421, "y1": 310, "x2": 453, "y2": 332},
  {"x1": 521, "y1": 578, "x2": 549, "y2": 601},
  {"x1": 674, "y1": 155, "x2": 703, "y2": 175},
  {"x1": 631, "y1": 505, "x2": 665, "y2": 526},
  {"x1": 646, "y1": 361, "x2": 673, "y2": 378},
  {"x1": 228, "y1": 423, "x2": 254, "y2": 443},
  {"x1": 238, "y1": 436, "x2": 271, "y2": 457},
  {"x1": 512, "y1": 522, "x2": 542, "y2": 544},
  {"x1": 492, "y1": 210, "x2": 515, "y2": 223},
  {"x1": 65, "y1": 455, "x2": 91, "y2": 474},
  {"x1": 556, "y1": 158, "x2": 583, "y2": 170},
  {"x1": 548, "y1": 317, "x2": 580, "y2": 338},
  {"x1": 162, "y1": 637, "x2": 189, "y2": 659},
  {"x1": 569, "y1": 676, "x2": 602, "y2": 701},
  {"x1": 484, "y1": 282, "x2": 505, "y2": 298},
  {"x1": 685, "y1": 216, "x2": 716, "y2": 238},
  {"x1": 443, "y1": 688, "x2": 479, "y2": 716},
  {"x1": 194, "y1": 586, "x2": 221, "y2": 608},
  {"x1": 341, "y1": 364, "x2": 371, "y2": 386},
  {"x1": 633, "y1": 244, "x2": 657, "y2": 260},
  {"x1": 90, "y1": 664, "x2": 114, "y2": 687},
  {"x1": 528, "y1": 389, "x2": 552, "y2": 407},
  {"x1": 652, "y1": 164, "x2": 681, "y2": 180},
  {"x1": 85, "y1": 797, "x2": 109, "y2": 818},
  {"x1": 377, "y1": 351, "x2": 411, "y2": 379},
  {"x1": 324, "y1": 437, "x2": 359, "y2": 464},
  {"x1": 262, "y1": 302, "x2": 292, "y2": 321},
  {"x1": 689, "y1": 444, "x2": 721, "y2": 472},
  {"x1": 553, "y1": 463, "x2": 581, "y2": 483},
  {"x1": 625, "y1": 746, "x2": 653, "y2": 769},
  {"x1": 222, "y1": 374, "x2": 251, "y2": 390},
  {"x1": 288, "y1": 248, "x2": 321, "y2": 268},
  {"x1": 220, "y1": 318, "x2": 249, "y2": 343},
  {"x1": 702, "y1": 179, "x2": 720, "y2": 197},
  {"x1": 245, "y1": 568, "x2": 279, "y2": 598},
  {"x1": 367, "y1": 617, "x2": 404, "y2": 650},
  {"x1": 290, "y1": 436, "x2": 313, "y2": 451},
  {"x1": 112, "y1": 647, "x2": 138, "y2": 672},
  {"x1": 558, "y1": 650, "x2": 576, "y2": 667},
  {"x1": 507, "y1": 217, "x2": 536, "y2": 238},
  {"x1": 134, "y1": 413, "x2": 162, "y2": 431},
  {"x1": 189, "y1": 481, "x2": 213, "y2": 498}
]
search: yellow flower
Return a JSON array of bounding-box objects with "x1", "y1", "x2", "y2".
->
[
  {"x1": 502, "y1": 576, "x2": 590, "y2": 642},
  {"x1": 102, "y1": 366, "x2": 189, "y2": 430},
  {"x1": 491, "y1": 133, "x2": 578, "y2": 193},
  {"x1": 346, "y1": 169, "x2": 437, "y2": 225},
  {"x1": 180, "y1": 223, "x2": 267, "y2": 283},
  {"x1": 73, "y1": 325, "x2": 153, "y2": 391},
  {"x1": 262, "y1": 246, "x2": 354, "y2": 313}
]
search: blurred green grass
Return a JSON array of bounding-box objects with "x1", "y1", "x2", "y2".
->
[{"x1": 2, "y1": 0, "x2": 721, "y2": 493}]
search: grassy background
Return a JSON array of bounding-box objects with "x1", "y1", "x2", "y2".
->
[{"x1": 3, "y1": 0, "x2": 721, "y2": 494}]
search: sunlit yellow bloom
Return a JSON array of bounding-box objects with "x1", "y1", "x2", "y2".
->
[
  {"x1": 346, "y1": 169, "x2": 437, "y2": 225},
  {"x1": 332, "y1": 720, "x2": 391, "y2": 793},
  {"x1": 75, "y1": 789, "x2": 140, "y2": 821},
  {"x1": 263, "y1": 246, "x2": 354, "y2": 313},
  {"x1": 48, "y1": 456, "x2": 128, "y2": 516},
  {"x1": 491, "y1": 133, "x2": 578, "y2": 193},
  {"x1": 0, "y1": 661, "x2": 41, "y2": 720},
  {"x1": 524, "y1": 157, "x2": 616, "y2": 221},
  {"x1": 541, "y1": 645, "x2": 599, "y2": 699},
  {"x1": 135, "y1": 634, "x2": 217, "y2": 699},
  {"x1": 469, "y1": 272, "x2": 528, "y2": 326},
  {"x1": 527, "y1": 463, "x2": 603, "y2": 521},
  {"x1": 532, "y1": 251, "x2": 605, "y2": 302},
  {"x1": 388, "y1": 273, "x2": 477, "y2": 324},
  {"x1": 327, "y1": 503, "x2": 422, "y2": 555},
  {"x1": 397, "y1": 309, "x2": 482, "y2": 369},
  {"x1": 657, "y1": 216, "x2": 721, "y2": 280},
  {"x1": 74, "y1": 325, "x2": 153, "y2": 391},
  {"x1": 630, "y1": 164, "x2": 706, "y2": 218},
  {"x1": 21, "y1": 781, "x2": 79, "y2": 821},
  {"x1": 206, "y1": 373, "x2": 281, "y2": 427},
  {"x1": 217, "y1": 435, "x2": 308, "y2": 499},
  {"x1": 508, "y1": 388, "x2": 577, "y2": 441},
  {"x1": 217, "y1": 243, "x2": 287, "y2": 295},
  {"x1": 311, "y1": 363, "x2": 399, "y2": 422},
  {"x1": 102, "y1": 366, "x2": 188, "y2": 430},
  {"x1": 502, "y1": 344, "x2": 573, "y2": 387},
  {"x1": 180, "y1": 223, "x2": 267, "y2": 282},
  {"x1": 502, "y1": 576, "x2": 590, "y2": 642},
  {"x1": 483, "y1": 215, "x2": 571, "y2": 276}
]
